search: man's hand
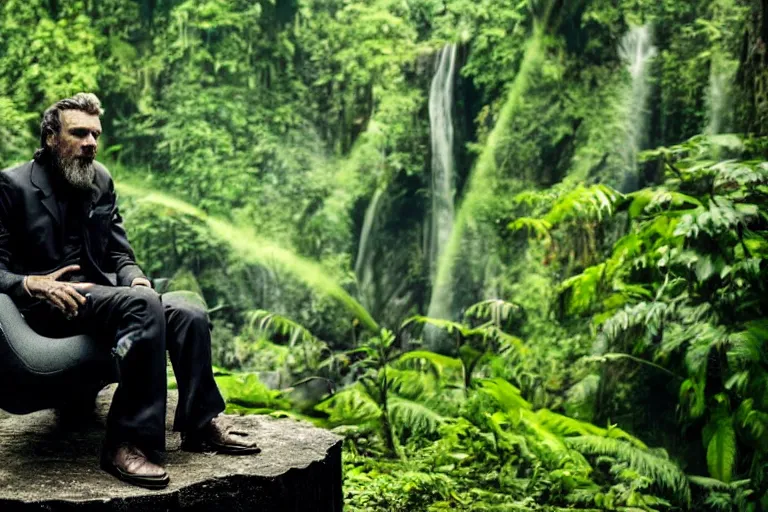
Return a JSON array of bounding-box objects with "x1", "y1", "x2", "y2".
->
[
  {"x1": 24, "y1": 265, "x2": 93, "y2": 318},
  {"x1": 130, "y1": 277, "x2": 152, "y2": 288}
]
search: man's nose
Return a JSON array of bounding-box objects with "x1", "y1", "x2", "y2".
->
[{"x1": 82, "y1": 134, "x2": 97, "y2": 149}]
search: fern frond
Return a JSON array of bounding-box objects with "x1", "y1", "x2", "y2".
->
[
  {"x1": 627, "y1": 188, "x2": 702, "y2": 219},
  {"x1": 689, "y1": 476, "x2": 751, "y2": 490},
  {"x1": 465, "y1": 299, "x2": 522, "y2": 327},
  {"x1": 534, "y1": 409, "x2": 648, "y2": 449},
  {"x1": 534, "y1": 408, "x2": 608, "y2": 436},
  {"x1": 559, "y1": 262, "x2": 610, "y2": 315},
  {"x1": 520, "y1": 413, "x2": 570, "y2": 458},
  {"x1": 247, "y1": 309, "x2": 316, "y2": 346},
  {"x1": 396, "y1": 350, "x2": 463, "y2": 381},
  {"x1": 388, "y1": 396, "x2": 446, "y2": 438},
  {"x1": 647, "y1": 189, "x2": 703, "y2": 212},
  {"x1": 385, "y1": 367, "x2": 437, "y2": 399},
  {"x1": 544, "y1": 184, "x2": 623, "y2": 226},
  {"x1": 735, "y1": 398, "x2": 768, "y2": 442},
  {"x1": 215, "y1": 372, "x2": 290, "y2": 410},
  {"x1": 482, "y1": 325, "x2": 526, "y2": 353},
  {"x1": 679, "y1": 377, "x2": 707, "y2": 419},
  {"x1": 508, "y1": 217, "x2": 553, "y2": 240},
  {"x1": 727, "y1": 320, "x2": 768, "y2": 369},
  {"x1": 566, "y1": 436, "x2": 691, "y2": 505},
  {"x1": 401, "y1": 315, "x2": 479, "y2": 337},
  {"x1": 712, "y1": 160, "x2": 768, "y2": 192},
  {"x1": 612, "y1": 232, "x2": 646, "y2": 261},
  {"x1": 598, "y1": 301, "x2": 668, "y2": 345},
  {"x1": 518, "y1": 412, "x2": 592, "y2": 471},
  {"x1": 476, "y1": 378, "x2": 533, "y2": 412},
  {"x1": 315, "y1": 384, "x2": 382, "y2": 426},
  {"x1": 684, "y1": 323, "x2": 727, "y2": 377},
  {"x1": 511, "y1": 188, "x2": 558, "y2": 207},
  {"x1": 725, "y1": 257, "x2": 763, "y2": 282},
  {"x1": 640, "y1": 134, "x2": 742, "y2": 164},
  {"x1": 674, "y1": 197, "x2": 757, "y2": 240}
]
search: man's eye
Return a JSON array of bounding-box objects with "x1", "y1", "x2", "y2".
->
[{"x1": 71, "y1": 129, "x2": 100, "y2": 139}]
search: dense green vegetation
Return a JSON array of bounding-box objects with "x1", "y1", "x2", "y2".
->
[{"x1": 2, "y1": 0, "x2": 768, "y2": 510}]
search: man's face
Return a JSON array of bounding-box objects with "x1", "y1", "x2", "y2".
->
[{"x1": 48, "y1": 110, "x2": 102, "y2": 190}]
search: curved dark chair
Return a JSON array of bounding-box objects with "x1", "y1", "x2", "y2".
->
[
  {"x1": 0, "y1": 290, "x2": 207, "y2": 415},
  {"x1": 0, "y1": 294, "x2": 117, "y2": 414}
]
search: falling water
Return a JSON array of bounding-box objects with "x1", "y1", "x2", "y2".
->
[
  {"x1": 116, "y1": 181, "x2": 380, "y2": 333},
  {"x1": 428, "y1": 23, "x2": 549, "y2": 352},
  {"x1": 617, "y1": 25, "x2": 657, "y2": 192},
  {"x1": 426, "y1": 43, "x2": 459, "y2": 326},
  {"x1": 705, "y1": 65, "x2": 733, "y2": 135},
  {"x1": 355, "y1": 187, "x2": 386, "y2": 311}
]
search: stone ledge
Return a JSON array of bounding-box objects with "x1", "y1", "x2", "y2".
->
[{"x1": 0, "y1": 385, "x2": 343, "y2": 511}]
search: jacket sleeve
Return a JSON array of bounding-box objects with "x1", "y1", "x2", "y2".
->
[
  {"x1": 0, "y1": 174, "x2": 29, "y2": 299},
  {"x1": 104, "y1": 176, "x2": 147, "y2": 287}
]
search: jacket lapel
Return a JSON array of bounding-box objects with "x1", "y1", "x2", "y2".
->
[{"x1": 30, "y1": 161, "x2": 61, "y2": 226}]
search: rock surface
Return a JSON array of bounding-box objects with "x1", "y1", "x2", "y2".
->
[{"x1": 0, "y1": 385, "x2": 343, "y2": 511}]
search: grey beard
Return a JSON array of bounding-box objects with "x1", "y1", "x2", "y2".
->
[{"x1": 59, "y1": 156, "x2": 95, "y2": 190}]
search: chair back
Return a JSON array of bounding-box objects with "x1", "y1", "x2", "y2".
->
[{"x1": 0, "y1": 294, "x2": 116, "y2": 414}]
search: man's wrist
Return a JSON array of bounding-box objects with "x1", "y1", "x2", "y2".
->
[
  {"x1": 22, "y1": 276, "x2": 32, "y2": 297},
  {"x1": 130, "y1": 277, "x2": 152, "y2": 288}
]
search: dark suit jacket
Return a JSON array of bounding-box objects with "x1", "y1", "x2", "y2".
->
[{"x1": 0, "y1": 159, "x2": 146, "y2": 301}]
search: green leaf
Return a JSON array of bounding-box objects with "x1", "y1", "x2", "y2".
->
[
  {"x1": 396, "y1": 351, "x2": 463, "y2": 380},
  {"x1": 695, "y1": 255, "x2": 715, "y2": 281},
  {"x1": 315, "y1": 384, "x2": 382, "y2": 426},
  {"x1": 507, "y1": 217, "x2": 552, "y2": 239},
  {"x1": 706, "y1": 418, "x2": 736, "y2": 483},
  {"x1": 567, "y1": 436, "x2": 691, "y2": 504},
  {"x1": 215, "y1": 372, "x2": 290, "y2": 410},
  {"x1": 464, "y1": 299, "x2": 522, "y2": 325},
  {"x1": 388, "y1": 396, "x2": 446, "y2": 437},
  {"x1": 476, "y1": 378, "x2": 532, "y2": 412}
]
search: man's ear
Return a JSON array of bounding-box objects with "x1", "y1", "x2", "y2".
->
[{"x1": 45, "y1": 131, "x2": 57, "y2": 149}]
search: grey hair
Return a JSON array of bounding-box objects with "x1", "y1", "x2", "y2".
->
[{"x1": 34, "y1": 93, "x2": 104, "y2": 162}]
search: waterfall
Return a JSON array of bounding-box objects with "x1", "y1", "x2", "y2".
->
[
  {"x1": 618, "y1": 25, "x2": 657, "y2": 192},
  {"x1": 706, "y1": 62, "x2": 735, "y2": 136},
  {"x1": 355, "y1": 187, "x2": 385, "y2": 311},
  {"x1": 428, "y1": 44, "x2": 459, "y2": 281},
  {"x1": 706, "y1": 72, "x2": 727, "y2": 135},
  {"x1": 425, "y1": 43, "x2": 459, "y2": 347}
]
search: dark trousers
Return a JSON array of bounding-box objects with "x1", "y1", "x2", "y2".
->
[{"x1": 21, "y1": 285, "x2": 226, "y2": 452}]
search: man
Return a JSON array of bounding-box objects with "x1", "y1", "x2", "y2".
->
[{"x1": 0, "y1": 93, "x2": 259, "y2": 490}]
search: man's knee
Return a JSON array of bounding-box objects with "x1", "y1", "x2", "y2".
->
[
  {"x1": 122, "y1": 286, "x2": 164, "y2": 322},
  {"x1": 169, "y1": 302, "x2": 211, "y2": 333}
]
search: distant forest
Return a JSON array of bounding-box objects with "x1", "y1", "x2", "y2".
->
[{"x1": 2, "y1": 0, "x2": 768, "y2": 510}]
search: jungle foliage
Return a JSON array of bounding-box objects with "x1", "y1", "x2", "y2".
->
[{"x1": 1, "y1": 0, "x2": 767, "y2": 510}]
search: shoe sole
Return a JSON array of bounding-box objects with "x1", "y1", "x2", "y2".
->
[
  {"x1": 100, "y1": 459, "x2": 170, "y2": 490},
  {"x1": 181, "y1": 441, "x2": 262, "y2": 456},
  {"x1": 215, "y1": 445, "x2": 262, "y2": 455}
]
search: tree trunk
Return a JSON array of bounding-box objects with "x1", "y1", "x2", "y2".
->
[{"x1": 737, "y1": 0, "x2": 768, "y2": 134}]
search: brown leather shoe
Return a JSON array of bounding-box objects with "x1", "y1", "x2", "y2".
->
[
  {"x1": 181, "y1": 415, "x2": 261, "y2": 455},
  {"x1": 100, "y1": 443, "x2": 170, "y2": 489}
]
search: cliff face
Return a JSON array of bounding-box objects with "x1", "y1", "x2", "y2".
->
[{"x1": 739, "y1": 0, "x2": 768, "y2": 134}]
